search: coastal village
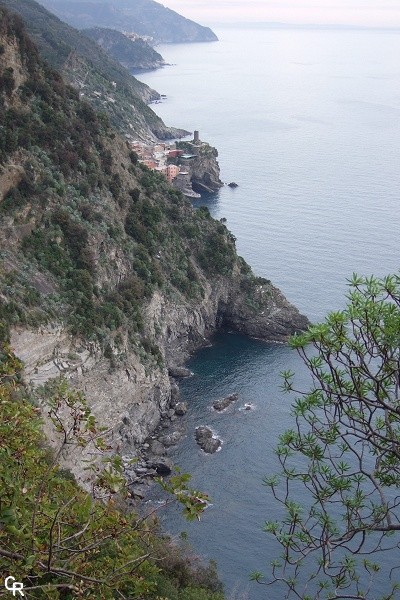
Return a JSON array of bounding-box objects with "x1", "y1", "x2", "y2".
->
[{"x1": 127, "y1": 130, "x2": 205, "y2": 198}]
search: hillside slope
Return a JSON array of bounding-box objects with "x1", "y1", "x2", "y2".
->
[
  {"x1": 83, "y1": 27, "x2": 166, "y2": 71},
  {"x1": 38, "y1": 0, "x2": 218, "y2": 43},
  {"x1": 0, "y1": 0, "x2": 187, "y2": 139},
  {"x1": 0, "y1": 9, "x2": 308, "y2": 485}
]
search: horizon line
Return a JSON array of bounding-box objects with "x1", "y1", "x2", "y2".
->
[{"x1": 207, "y1": 21, "x2": 400, "y2": 32}]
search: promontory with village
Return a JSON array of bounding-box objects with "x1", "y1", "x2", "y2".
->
[{"x1": 0, "y1": 0, "x2": 308, "y2": 597}]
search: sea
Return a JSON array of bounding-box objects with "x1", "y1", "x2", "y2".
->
[{"x1": 135, "y1": 26, "x2": 400, "y2": 600}]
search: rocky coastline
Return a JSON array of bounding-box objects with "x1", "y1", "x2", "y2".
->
[
  {"x1": 2, "y1": 8, "x2": 309, "y2": 492},
  {"x1": 11, "y1": 276, "x2": 309, "y2": 495}
]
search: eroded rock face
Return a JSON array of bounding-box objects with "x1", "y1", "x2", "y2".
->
[
  {"x1": 195, "y1": 426, "x2": 222, "y2": 454},
  {"x1": 221, "y1": 281, "x2": 310, "y2": 343},
  {"x1": 149, "y1": 439, "x2": 165, "y2": 456},
  {"x1": 190, "y1": 150, "x2": 224, "y2": 194},
  {"x1": 174, "y1": 402, "x2": 188, "y2": 416},
  {"x1": 10, "y1": 326, "x2": 170, "y2": 488},
  {"x1": 158, "y1": 431, "x2": 182, "y2": 447}
]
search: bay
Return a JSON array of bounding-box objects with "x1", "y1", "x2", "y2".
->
[{"x1": 136, "y1": 26, "x2": 400, "y2": 599}]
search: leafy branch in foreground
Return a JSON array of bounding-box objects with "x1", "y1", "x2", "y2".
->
[
  {"x1": 261, "y1": 274, "x2": 400, "y2": 600},
  {"x1": 0, "y1": 340, "x2": 219, "y2": 599}
]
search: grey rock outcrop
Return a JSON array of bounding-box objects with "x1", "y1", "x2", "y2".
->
[
  {"x1": 195, "y1": 426, "x2": 222, "y2": 454},
  {"x1": 189, "y1": 148, "x2": 223, "y2": 194},
  {"x1": 158, "y1": 431, "x2": 182, "y2": 447},
  {"x1": 220, "y1": 282, "x2": 309, "y2": 342},
  {"x1": 213, "y1": 393, "x2": 238, "y2": 411},
  {"x1": 168, "y1": 366, "x2": 192, "y2": 378},
  {"x1": 175, "y1": 402, "x2": 188, "y2": 416},
  {"x1": 173, "y1": 137, "x2": 224, "y2": 194},
  {"x1": 149, "y1": 439, "x2": 165, "y2": 456}
]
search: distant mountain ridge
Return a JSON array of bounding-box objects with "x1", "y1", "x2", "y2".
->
[
  {"x1": 36, "y1": 0, "x2": 218, "y2": 43},
  {"x1": 83, "y1": 27, "x2": 166, "y2": 71},
  {"x1": 0, "y1": 0, "x2": 188, "y2": 139}
]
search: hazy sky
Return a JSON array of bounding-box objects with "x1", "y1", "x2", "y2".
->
[{"x1": 163, "y1": 0, "x2": 400, "y2": 27}]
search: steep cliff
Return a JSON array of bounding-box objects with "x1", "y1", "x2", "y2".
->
[
  {"x1": 176, "y1": 138, "x2": 224, "y2": 194},
  {"x1": 0, "y1": 10, "x2": 308, "y2": 484}
]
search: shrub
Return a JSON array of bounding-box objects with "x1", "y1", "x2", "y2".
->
[
  {"x1": 129, "y1": 150, "x2": 138, "y2": 164},
  {"x1": 109, "y1": 172, "x2": 122, "y2": 200},
  {"x1": 0, "y1": 67, "x2": 15, "y2": 96},
  {"x1": 0, "y1": 349, "x2": 218, "y2": 599}
]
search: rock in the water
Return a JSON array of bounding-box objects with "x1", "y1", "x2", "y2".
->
[
  {"x1": 213, "y1": 393, "x2": 239, "y2": 411},
  {"x1": 195, "y1": 426, "x2": 222, "y2": 454},
  {"x1": 228, "y1": 181, "x2": 238, "y2": 188},
  {"x1": 175, "y1": 402, "x2": 188, "y2": 416},
  {"x1": 168, "y1": 366, "x2": 192, "y2": 378}
]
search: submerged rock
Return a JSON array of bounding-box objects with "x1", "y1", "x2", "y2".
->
[
  {"x1": 195, "y1": 426, "x2": 222, "y2": 454},
  {"x1": 213, "y1": 393, "x2": 238, "y2": 411}
]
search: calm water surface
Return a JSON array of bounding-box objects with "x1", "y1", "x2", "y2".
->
[{"x1": 137, "y1": 27, "x2": 400, "y2": 599}]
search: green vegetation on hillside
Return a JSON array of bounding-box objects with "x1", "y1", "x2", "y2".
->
[
  {"x1": 0, "y1": 340, "x2": 224, "y2": 599},
  {"x1": 0, "y1": 0, "x2": 186, "y2": 139},
  {"x1": 0, "y1": 7, "x2": 247, "y2": 358},
  {"x1": 83, "y1": 27, "x2": 165, "y2": 71}
]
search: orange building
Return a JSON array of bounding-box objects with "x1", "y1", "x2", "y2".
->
[{"x1": 166, "y1": 164, "x2": 180, "y2": 182}]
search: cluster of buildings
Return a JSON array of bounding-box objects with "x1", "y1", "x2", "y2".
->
[
  {"x1": 123, "y1": 31, "x2": 154, "y2": 44},
  {"x1": 129, "y1": 140, "x2": 182, "y2": 182},
  {"x1": 128, "y1": 134, "x2": 202, "y2": 198}
]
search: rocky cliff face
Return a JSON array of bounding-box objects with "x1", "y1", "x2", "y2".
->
[
  {"x1": 1, "y1": 10, "x2": 309, "y2": 485},
  {"x1": 190, "y1": 150, "x2": 224, "y2": 194},
  {"x1": 10, "y1": 266, "x2": 308, "y2": 485},
  {"x1": 176, "y1": 139, "x2": 224, "y2": 194}
]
